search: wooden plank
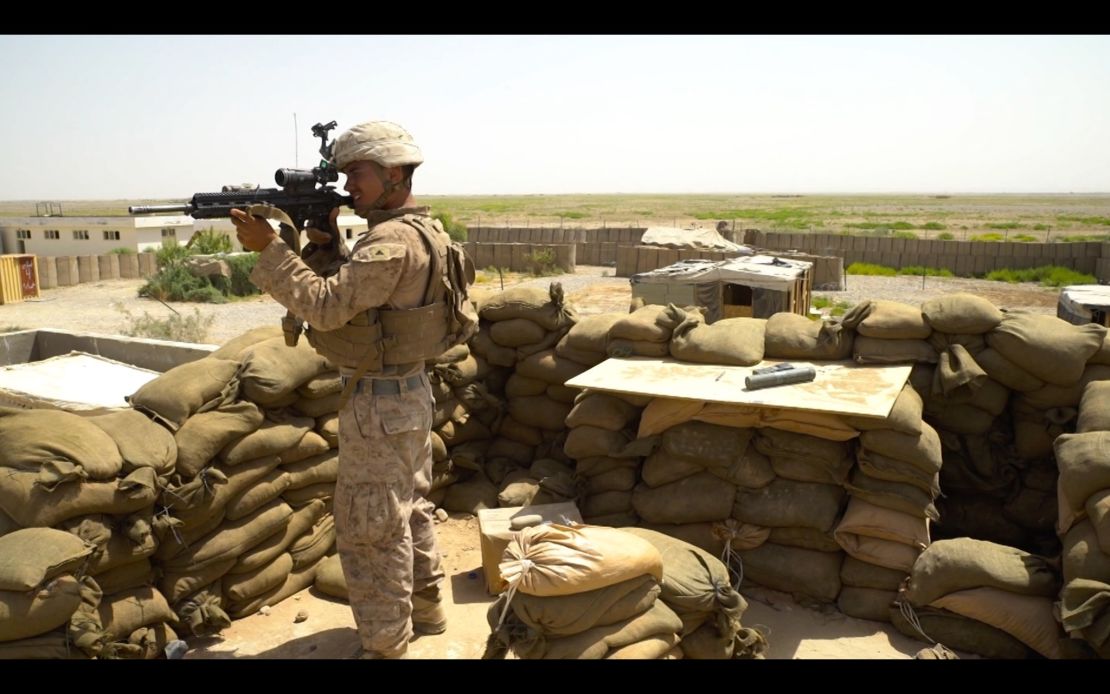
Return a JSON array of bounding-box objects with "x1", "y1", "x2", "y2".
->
[{"x1": 566, "y1": 357, "x2": 912, "y2": 419}]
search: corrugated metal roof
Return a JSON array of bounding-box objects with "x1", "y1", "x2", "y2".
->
[{"x1": 631, "y1": 255, "x2": 811, "y2": 291}]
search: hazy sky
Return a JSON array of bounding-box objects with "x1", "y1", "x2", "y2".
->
[{"x1": 2, "y1": 35, "x2": 1108, "y2": 199}]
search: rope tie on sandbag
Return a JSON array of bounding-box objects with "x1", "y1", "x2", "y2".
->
[
  {"x1": 155, "y1": 506, "x2": 184, "y2": 547},
  {"x1": 495, "y1": 558, "x2": 535, "y2": 631},
  {"x1": 713, "y1": 520, "x2": 744, "y2": 590},
  {"x1": 898, "y1": 599, "x2": 936, "y2": 644}
]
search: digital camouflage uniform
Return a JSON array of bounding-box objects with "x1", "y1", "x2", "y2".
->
[{"x1": 250, "y1": 126, "x2": 453, "y2": 658}]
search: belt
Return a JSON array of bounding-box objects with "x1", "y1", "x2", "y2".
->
[{"x1": 340, "y1": 373, "x2": 425, "y2": 395}]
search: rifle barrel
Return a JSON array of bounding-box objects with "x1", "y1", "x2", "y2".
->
[{"x1": 129, "y1": 204, "x2": 192, "y2": 215}]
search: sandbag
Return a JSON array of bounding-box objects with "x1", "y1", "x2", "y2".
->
[
  {"x1": 632, "y1": 473, "x2": 737, "y2": 524},
  {"x1": 738, "y1": 542, "x2": 842, "y2": 603},
  {"x1": 239, "y1": 337, "x2": 332, "y2": 405},
  {"x1": 127, "y1": 357, "x2": 241, "y2": 431},
  {"x1": 0, "y1": 528, "x2": 94, "y2": 592},
  {"x1": 921, "y1": 293, "x2": 1003, "y2": 334},
  {"x1": 0, "y1": 467, "x2": 158, "y2": 528},
  {"x1": 905, "y1": 538, "x2": 1060, "y2": 607},
  {"x1": 732, "y1": 478, "x2": 845, "y2": 532},
  {"x1": 833, "y1": 498, "x2": 929, "y2": 572},
  {"x1": 764, "y1": 312, "x2": 853, "y2": 360},
  {"x1": 85, "y1": 409, "x2": 176, "y2": 475},
  {"x1": 220, "y1": 415, "x2": 314, "y2": 465},
  {"x1": 853, "y1": 337, "x2": 937, "y2": 364},
  {"x1": 857, "y1": 300, "x2": 932, "y2": 340},
  {"x1": 500, "y1": 524, "x2": 663, "y2": 597},
  {"x1": 837, "y1": 586, "x2": 895, "y2": 622},
  {"x1": 0, "y1": 409, "x2": 123, "y2": 481},
  {"x1": 479, "y1": 283, "x2": 577, "y2": 333},
  {"x1": 174, "y1": 400, "x2": 264, "y2": 478},
  {"x1": 845, "y1": 384, "x2": 923, "y2": 435},
  {"x1": 669, "y1": 316, "x2": 765, "y2": 366},
  {"x1": 986, "y1": 312, "x2": 1106, "y2": 386}
]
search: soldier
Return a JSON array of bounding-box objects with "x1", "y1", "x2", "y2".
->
[{"x1": 231, "y1": 120, "x2": 476, "y2": 659}]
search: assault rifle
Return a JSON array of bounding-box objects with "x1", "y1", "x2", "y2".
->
[{"x1": 130, "y1": 121, "x2": 352, "y2": 345}]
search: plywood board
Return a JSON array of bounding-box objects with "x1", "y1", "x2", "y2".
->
[
  {"x1": 565, "y1": 357, "x2": 912, "y2": 419},
  {"x1": 0, "y1": 351, "x2": 160, "y2": 414}
]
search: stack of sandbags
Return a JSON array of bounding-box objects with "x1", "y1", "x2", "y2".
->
[
  {"x1": 556, "y1": 312, "x2": 624, "y2": 367},
  {"x1": 734, "y1": 427, "x2": 851, "y2": 605},
  {"x1": 849, "y1": 300, "x2": 937, "y2": 367},
  {"x1": 425, "y1": 343, "x2": 502, "y2": 510},
  {"x1": 0, "y1": 528, "x2": 105, "y2": 659},
  {"x1": 0, "y1": 408, "x2": 171, "y2": 658},
  {"x1": 620, "y1": 528, "x2": 767, "y2": 659},
  {"x1": 142, "y1": 332, "x2": 334, "y2": 632},
  {"x1": 564, "y1": 391, "x2": 648, "y2": 527},
  {"x1": 633, "y1": 421, "x2": 767, "y2": 552},
  {"x1": 1056, "y1": 390, "x2": 1110, "y2": 657},
  {"x1": 484, "y1": 524, "x2": 683, "y2": 659},
  {"x1": 445, "y1": 283, "x2": 581, "y2": 514},
  {"x1": 893, "y1": 538, "x2": 1065, "y2": 659},
  {"x1": 922, "y1": 304, "x2": 1109, "y2": 554},
  {"x1": 606, "y1": 303, "x2": 685, "y2": 359},
  {"x1": 619, "y1": 394, "x2": 855, "y2": 606}
]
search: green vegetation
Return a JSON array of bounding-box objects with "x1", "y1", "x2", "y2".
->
[
  {"x1": 921, "y1": 222, "x2": 946, "y2": 230},
  {"x1": 846, "y1": 263, "x2": 897, "y2": 276},
  {"x1": 1012, "y1": 234, "x2": 1038, "y2": 242},
  {"x1": 899, "y1": 265, "x2": 954, "y2": 277},
  {"x1": 847, "y1": 263, "x2": 953, "y2": 277},
  {"x1": 970, "y1": 233, "x2": 1005, "y2": 242},
  {"x1": 109, "y1": 247, "x2": 135, "y2": 255},
  {"x1": 432, "y1": 211, "x2": 468, "y2": 242},
  {"x1": 139, "y1": 240, "x2": 260, "y2": 303},
  {"x1": 1058, "y1": 234, "x2": 1110, "y2": 242},
  {"x1": 985, "y1": 265, "x2": 1096, "y2": 287},
  {"x1": 985, "y1": 222, "x2": 1022, "y2": 230},
  {"x1": 524, "y1": 248, "x2": 564, "y2": 276},
  {"x1": 1058, "y1": 215, "x2": 1110, "y2": 226},
  {"x1": 1033, "y1": 224, "x2": 1051, "y2": 231},
  {"x1": 187, "y1": 228, "x2": 234, "y2": 255},
  {"x1": 937, "y1": 232, "x2": 955, "y2": 240},
  {"x1": 812, "y1": 296, "x2": 854, "y2": 316},
  {"x1": 556, "y1": 211, "x2": 588, "y2": 219},
  {"x1": 118, "y1": 306, "x2": 214, "y2": 343}
]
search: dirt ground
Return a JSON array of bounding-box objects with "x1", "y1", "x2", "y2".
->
[{"x1": 4, "y1": 264, "x2": 1045, "y2": 660}]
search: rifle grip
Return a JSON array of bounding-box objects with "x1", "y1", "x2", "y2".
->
[{"x1": 282, "y1": 315, "x2": 303, "y2": 347}]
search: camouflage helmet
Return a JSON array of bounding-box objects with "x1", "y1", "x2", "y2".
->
[{"x1": 331, "y1": 121, "x2": 424, "y2": 170}]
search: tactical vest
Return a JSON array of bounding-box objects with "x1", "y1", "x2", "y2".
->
[{"x1": 304, "y1": 214, "x2": 477, "y2": 381}]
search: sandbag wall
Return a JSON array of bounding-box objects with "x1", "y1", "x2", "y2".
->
[
  {"x1": 440, "y1": 283, "x2": 586, "y2": 515},
  {"x1": 554, "y1": 296, "x2": 1110, "y2": 659},
  {"x1": 1055, "y1": 380, "x2": 1110, "y2": 658},
  {"x1": 144, "y1": 326, "x2": 341, "y2": 637},
  {"x1": 0, "y1": 402, "x2": 179, "y2": 658}
]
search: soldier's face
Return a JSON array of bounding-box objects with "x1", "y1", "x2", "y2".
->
[{"x1": 342, "y1": 161, "x2": 387, "y2": 214}]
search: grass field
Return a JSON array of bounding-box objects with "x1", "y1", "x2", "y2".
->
[{"x1": 1, "y1": 194, "x2": 1108, "y2": 241}]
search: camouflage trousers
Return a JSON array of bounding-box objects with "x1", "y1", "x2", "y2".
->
[{"x1": 334, "y1": 371, "x2": 444, "y2": 655}]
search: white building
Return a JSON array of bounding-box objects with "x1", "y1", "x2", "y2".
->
[
  {"x1": 0, "y1": 214, "x2": 369, "y2": 256},
  {"x1": 0, "y1": 215, "x2": 193, "y2": 256}
]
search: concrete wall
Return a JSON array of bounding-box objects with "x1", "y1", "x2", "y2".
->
[{"x1": 0, "y1": 328, "x2": 215, "y2": 372}]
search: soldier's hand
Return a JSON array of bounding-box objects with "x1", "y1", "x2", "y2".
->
[
  {"x1": 230, "y1": 208, "x2": 278, "y2": 252},
  {"x1": 304, "y1": 207, "x2": 342, "y2": 246}
]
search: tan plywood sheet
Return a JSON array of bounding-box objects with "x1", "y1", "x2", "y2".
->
[{"x1": 565, "y1": 357, "x2": 912, "y2": 419}]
